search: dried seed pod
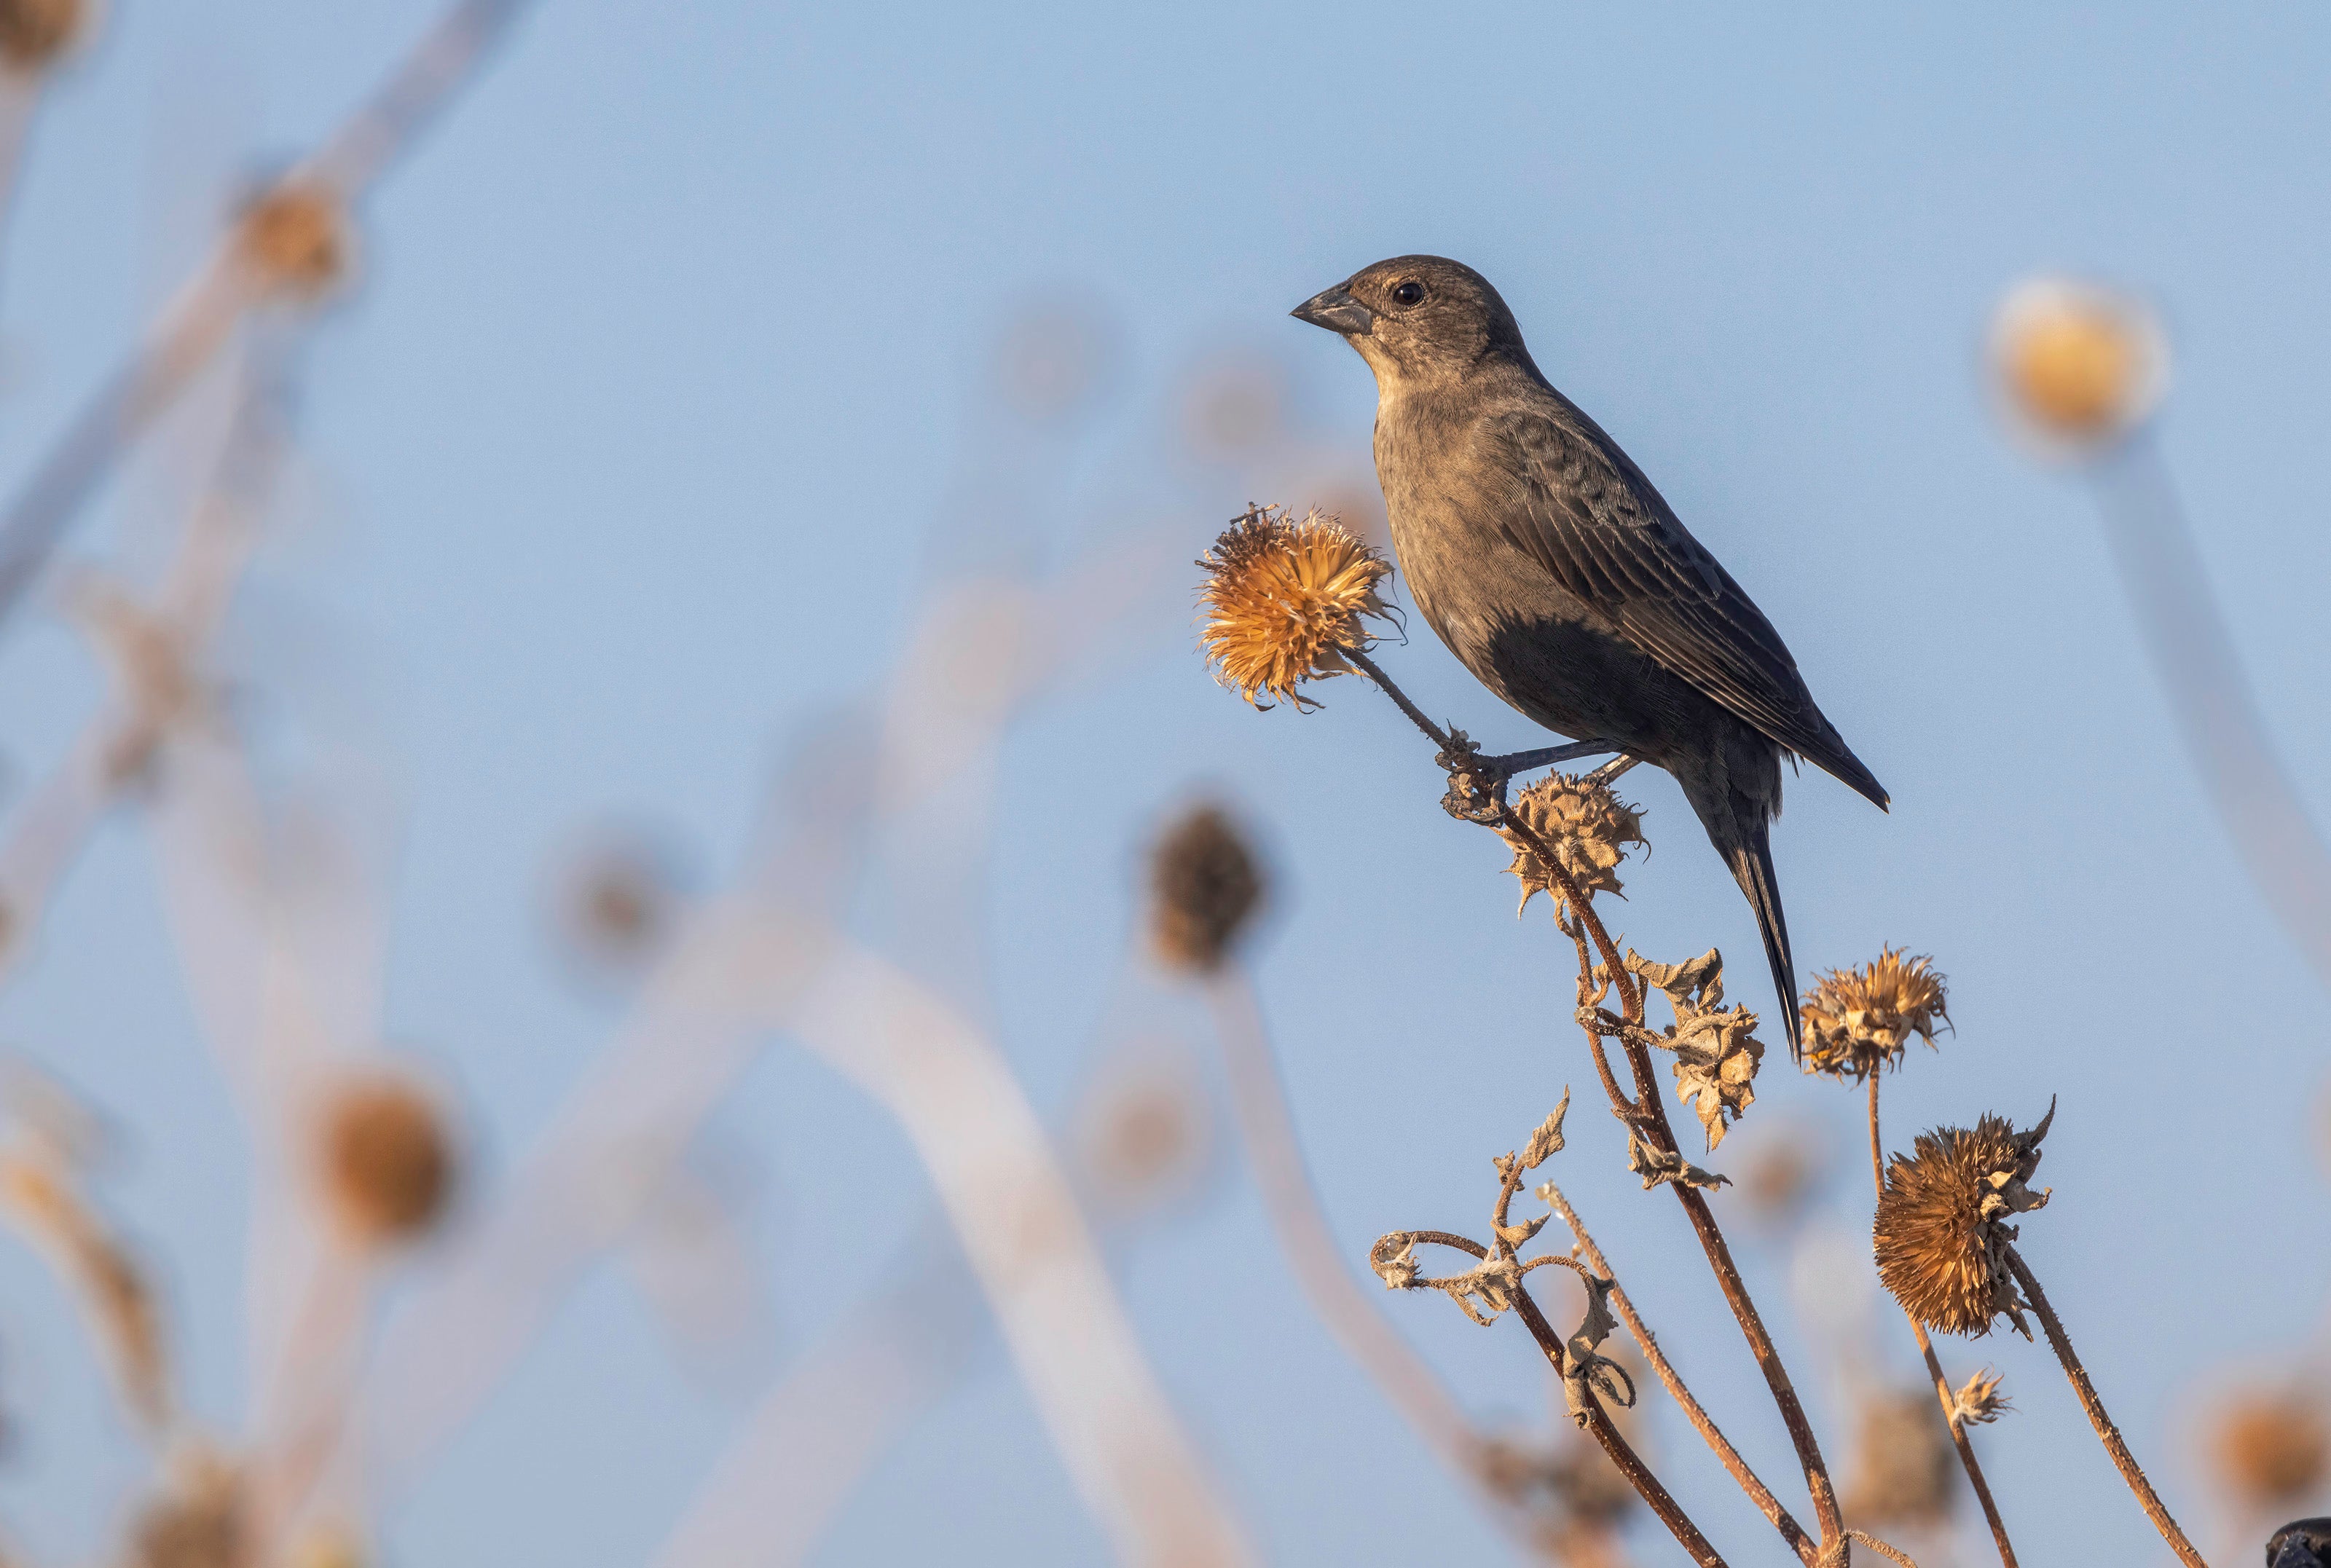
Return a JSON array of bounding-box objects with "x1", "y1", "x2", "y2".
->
[
  {"x1": 0, "y1": 0, "x2": 82, "y2": 71},
  {"x1": 1801, "y1": 948, "x2": 1949, "y2": 1084},
  {"x1": 123, "y1": 1444, "x2": 244, "y2": 1568},
  {"x1": 1195, "y1": 504, "x2": 1394, "y2": 710},
  {"x1": 1499, "y1": 773, "x2": 1645, "y2": 918},
  {"x1": 1843, "y1": 1388, "x2": 1957, "y2": 1526},
  {"x1": 1873, "y1": 1104, "x2": 2053, "y2": 1337},
  {"x1": 1992, "y1": 278, "x2": 2166, "y2": 454},
  {"x1": 2212, "y1": 1385, "x2": 2330, "y2": 1511},
  {"x1": 237, "y1": 181, "x2": 350, "y2": 298},
  {"x1": 315, "y1": 1075, "x2": 454, "y2": 1248},
  {"x1": 1148, "y1": 805, "x2": 1263, "y2": 974}
]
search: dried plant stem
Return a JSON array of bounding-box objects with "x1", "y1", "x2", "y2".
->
[
  {"x1": 1866, "y1": 1076, "x2": 2020, "y2": 1567},
  {"x1": 1345, "y1": 645, "x2": 1846, "y2": 1553},
  {"x1": 2000, "y1": 1245, "x2": 2206, "y2": 1567},
  {"x1": 1203, "y1": 971, "x2": 1508, "y2": 1514},
  {"x1": 1541, "y1": 1181, "x2": 1817, "y2": 1565}
]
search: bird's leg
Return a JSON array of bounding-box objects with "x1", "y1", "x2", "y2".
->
[
  {"x1": 1474, "y1": 739, "x2": 1621, "y2": 781},
  {"x1": 1585, "y1": 754, "x2": 1640, "y2": 786}
]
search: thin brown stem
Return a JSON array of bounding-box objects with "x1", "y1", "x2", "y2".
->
[
  {"x1": 1866, "y1": 1076, "x2": 2020, "y2": 1567},
  {"x1": 1543, "y1": 1181, "x2": 1818, "y2": 1564},
  {"x1": 2002, "y1": 1245, "x2": 2207, "y2": 1567},
  {"x1": 1849, "y1": 1530, "x2": 1922, "y2": 1567}
]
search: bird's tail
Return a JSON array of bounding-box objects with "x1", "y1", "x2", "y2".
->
[{"x1": 1710, "y1": 810, "x2": 1801, "y2": 1061}]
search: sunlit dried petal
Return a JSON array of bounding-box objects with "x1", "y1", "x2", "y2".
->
[{"x1": 1195, "y1": 503, "x2": 1394, "y2": 710}]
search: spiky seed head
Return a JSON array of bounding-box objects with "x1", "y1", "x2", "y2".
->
[
  {"x1": 1873, "y1": 1105, "x2": 2053, "y2": 1337},
  {"x1": 1951, "y1": 1366, "x2": 2013, "y2": 1427},
  {"x1": 237, "y1": 181, "x2": 350, "y2": 297},
  {"x1": 1801, "y1": 948, "x2": 1949, "y2": 1084},
  {"x1": 1195, "y1": 504, "x2": 1393, "y2": 710},
  {"x1": 1499, "y1": 773, "x2": 1646, "y2": 918},
  {"x1": 0, "y1": 0, "x2": 81, "y2": 70},
  {"x1": 2212, "y1": 1386, "x2": 2330, "y2": 1510},
  {"x1": 1149, "y1": 804, "x2": 1263, "y2": 974},
  {"x1": 1843, "y1": 1388, "x2": 1958, "y2": 1526},
  {"x1": 317, "y1": 1076, "x2": 453, "y2": 1248},
  {"x1": 1992, "y1": 278, "x2": 2166, "y2": 454}
]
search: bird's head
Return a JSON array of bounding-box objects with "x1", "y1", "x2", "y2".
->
[
  {"x1": 1292, "y1": 256, "x2": 1526, "y2": 387},
  {"x1": 2271, "y1": 1519, "x2": 2331, "y2": 1568}
]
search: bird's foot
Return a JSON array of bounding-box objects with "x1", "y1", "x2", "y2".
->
[
  {"x1": 1434, "y1": 728, "x2": 1508, "y2": 824},
  {"x1": 1584, "y1": 754, "x2": 1640, "y2": 786}
]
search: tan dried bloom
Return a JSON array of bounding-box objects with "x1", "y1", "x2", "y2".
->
[
  {"x1": 1500, "y1": 773, "x2": 1646, "y2": 918},
  {"x1": 1992, "y1": 278, "x2": 2166, "y2": 452},
  {"x1": 1627, "y1": 948, "x2": 1764, "y2": 1151},
  {"x1": 1149, "y1": 805, "x2": 1263, "y2": 973},
  {"x1": 1873, "y1": 1105, "x2": 2053, "y2": 1337},
  {"x1": 1950, "y1": 1365, "x2": 2013, "y2": 1427},
  {"x1": 317, "y1": 1076, "x2": 453, "y2": 1248},
  {"x1": 0, "y1": 0, "x2": 80, "y2": 70},
  {"x1": 2212, "y1": 1385, "x2": 2330, "y2": 1510},
  {"x1": 0, "y1": 1154, "x2": 168, "y2": 1430},
  {"x1": 1843, "y1": 1388, "x2": 1957, "y2": 1526},
  {"x1": 237, "y1": 181, "x2": 350, "y2": 297},
  {"x1": 1801, "y1": 948, "x2": 1949, "y2": 1084},
  {"x1": 1195, "y1": 504, "x2": 1393, "y2": 710}
]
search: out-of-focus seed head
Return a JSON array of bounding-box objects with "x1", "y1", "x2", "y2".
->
[
  {"x1": 237, "y1": 181, "x2": 350, "y2": 299},
  {"x1": 546, "y1": 821, "x2": 694, "y2": 984},
  {"x1": 124, "y1": 1444, "x2": 244, "y2": 1568},
  {"x1": 1195, "y1": 504, "x2": 1394, "y2": 711},
  {"x1": 1072, "y1": 1043, "x2": 1211, "y2": 1215},
  {"x1": 0, "y1": 0, "x2": 82, "y2": 71},
  {"x1": 1873, "y1": 1104, "x2": 2054, "y2": 1338},
  {"x1": 1499, "y1": 773, "x2": 1646, "y2": 919},
  {"x1": 1148, "y1": 805, "x2": 1263, "y2": 974},
  {"x1": 2212, "y1": 1385, "x2": 2330, "y2": 1513},
  {"x1": 1180, "y1": 353, "x2": 1286, "y2": 462},
  {"x1": 1843, "y1": 1388, "x2": 1957, "y2": 1526},
  {"x1": 1733, "y1": 1118, "x2": 1828, "y2": 1228},
  {"x1": 1992, "y1": 278, "x2": 2166, "y2": 455},
  {"x1": 315, "y1": 1074, "x2": 454, "y2": 1248},
  {"x1": 1801, "y1": 948, "x2": 1949, "y2": 1084}
]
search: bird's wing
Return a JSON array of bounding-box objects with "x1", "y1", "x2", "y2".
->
[{"x1": 1485, "y1": 404, "x2": 1837, "y2": 758}]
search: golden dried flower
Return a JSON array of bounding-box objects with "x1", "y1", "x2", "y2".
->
[
  {"x1": 1874, "y1": 1105, "x2": 2053, "y2": 1338},
  {"x1": 2212, "y1": 1385, "x2": 2330, "y2": 1510},
  {"x1": 1501, "y1": 773, "x2": 1646, "y2": 918},
  {"x1": 1149, "y1": 805, "x2": 1263, "y2": 973},
  {"x1": 317, "y1": 1076, "x2": 453, "y2": 1248},
  {"x1": 237, "y1": 181, "x2": 350, "y2": 297},
  {"x1": 1801, "y1": 948, "x2": 1949, "y2": 1084},
  {"x1": 1195, "y1": 504, "x2": 1393, "y2": 710},
  {"x1": 1992, "y1": 278, "x2": 2166, "y2": 452},
  {"x1": 1843, "y1": 1388, "x2": 1957, "y2": 1526},
  {"x1": 0, "y1": 0, "x2": 80, "y2": 71},
  {"x1": 1950, "y1": 1365, "x2": 2012, "y2": 1427}
]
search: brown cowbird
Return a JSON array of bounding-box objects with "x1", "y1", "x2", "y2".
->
[{"x1": 1293, "y1": 255, "x2": 1885, "y2": 1056}]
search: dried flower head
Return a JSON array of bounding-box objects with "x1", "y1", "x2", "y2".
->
[
  {"x1": 1874, "y1": 1104, "x2": 2054, "y2": 1337},
  {"x1": 1149, "y1": 804, "x2": 1263, "y2": 973},
  {"x1": 237, "y1": 181, "x2": 350, "y2": 297},
  {"x1": 0, "y1": 0, "x2": 81, "y2": 70},
  {"x1": 316, "y1": 1076, "x2": 453, "y2": 1248},
  {"x1": 1196, "y1": 504, "x2": 1393, "y2": 710},
  {"x1": 2212, "y1": 1385, "x2": 2330, "y2": 1510},
  {"x1": 1843, "y1": 1388, "x2": 1957, "y2": 1526},
  {"x1": 1992, "y1": 278, "x2": 2167, "y2": 453},
  {"x1": 1801, "y1": 948, "x2": 1949, "y2": 1084},
  {"x1": 125, "y1": 1444, "x2": 244, "y2": 1568},
  {"x1": 1501, "y1": 773, "x2": 1646, "y2": 918},
  {"x1": 1950, "y1": 1365, "x2": 2013, "y2": 1427}
]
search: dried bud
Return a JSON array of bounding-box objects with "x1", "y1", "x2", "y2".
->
[
  {"x1": 1843, "y1": 1389, "x2": 1957, "y2": 1526},
  {"x1": 1950, "y1": 1366, "x2": 2012, "y2": 1427},
  {"x1": 1992, "y1": 278, "x2": 2166, "y2": 454},
  {"x1": 1195, "y1": 504, "x2": 1394, "y2": 710},
  {"x1": 0, "y1": 0, "x2": 81, "y2": 71},
  {"x1": 1801, "y1": 948, "x2": 1949, "y2": 1084},
  {"x1": 1148, "y1": 805, "x2": 1263, "y2": 974},
  {"x1": 1499, "y1": 773, "x2": 1646, "y2": 918},
  {"x1": 2212, "y1": 1385, "x2": 2330, "y2": 1511},
  {"x1": 1873, "y1": 1104, "x2": 2054, "y2": 1337},
  {"x1": 316, "y1": 1076, "x2": 453, "y2": 1248},
  {"x1": 237, "y1": 181, "x2": 350, "y2": 298}
]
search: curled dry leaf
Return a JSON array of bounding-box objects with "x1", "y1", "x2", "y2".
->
[
  {"x1": 1559, "y1": 1272, "x2": 1637, "y2": 1427},
  {"x1": 1623, "y1": 948, "x2": 1764, "y2": 1150},
  {"x1": 1625, "y1": 1132, "x2": 1729, "y2": 1193},
  {"x1": 1520, "y1": 1089, "x2": 1570, "y2": 1170}
]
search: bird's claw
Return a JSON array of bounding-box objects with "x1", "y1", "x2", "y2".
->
[{"x1": 1435, "y1": 728, "x2": 1509, "y2": 824}]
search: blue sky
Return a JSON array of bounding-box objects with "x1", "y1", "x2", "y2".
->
[{"x1": 1, "y1": 2, "x2": 2328, "y2": 1563}]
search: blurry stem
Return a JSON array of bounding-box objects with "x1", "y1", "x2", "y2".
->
[
  {"x1": 2091, "y1": 433, "x2": 2331, "y2": 990},
  {"x1": 1865, "y1": 1076, "x2": 2020, "y2": 1567},
  {"x1": 1346, "y1": 645, "x2": 1844, "y2": 1554},
  {"x1": 0, "y1": 71, "x2": 39, "y2": 307},
  {"x1": 1540, "y1": 1181, "x2": 1817, "y2": 1565},
  {"x1": 2000, "y1": 1245, "x2": 2206, "y2": 1567},
  {"x1": 1202, "y1": 969, "x2": 1513, "y2": 1525}
]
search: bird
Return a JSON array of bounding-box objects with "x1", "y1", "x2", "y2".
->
[
  {"x1": 1292, "y1": 254, "x2": 1886, "y2": 1057},
  {"x1": 2271, "y1": 1520, "x2": 2331, "y2": 1568}
]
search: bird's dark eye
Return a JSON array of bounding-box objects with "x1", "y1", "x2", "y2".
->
[{"x1": 1391, "y1": 280, "x2": 1426, "y2": 307}]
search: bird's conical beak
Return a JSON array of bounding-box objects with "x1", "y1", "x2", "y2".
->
[{"x1": 1291, "y1": 283, "x2": 1375, "y2": 336}]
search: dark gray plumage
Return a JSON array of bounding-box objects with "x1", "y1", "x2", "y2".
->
[
  {"x1": 1293, "y1": 255, "x2": 1886, "y2": 1056},
  {"x1": 2271, "y1": 1520, "x2": 2331, "y2": 1568}
]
